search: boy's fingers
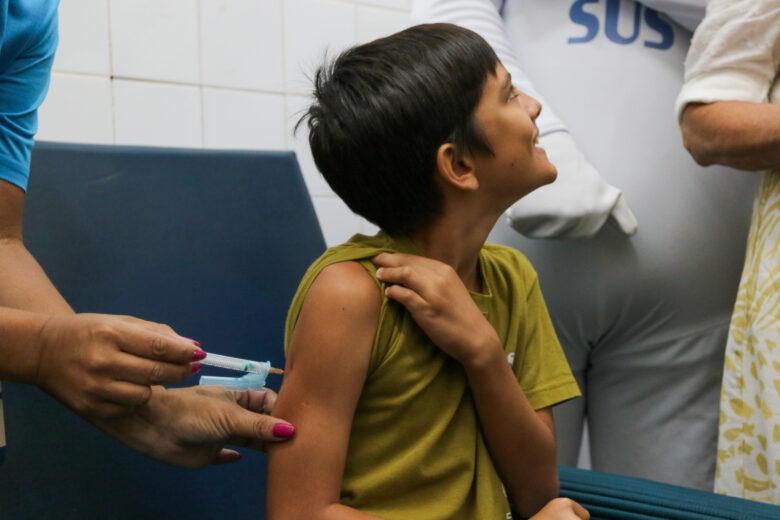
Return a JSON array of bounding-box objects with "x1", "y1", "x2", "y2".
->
[
  {"x1": 384, "y1": 284, "x2": 426, "y2": 311},
  {"x1": 376, "y1": 265, "x2": 435, "y2": 293},
  {"x1": 572, "y1": 501, "x2": 590, "y2": 519},
  {"x1": 371, "y1": 252, "x2": 399, "y2": 267},
  {"x1": 372, "y1": 252, "x2": 431, "y2": 269}
]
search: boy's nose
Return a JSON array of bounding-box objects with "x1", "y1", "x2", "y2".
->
[
  {"x1": 519, "y1": 91, "x2": 542, "y2": 120},
  {"x1": 527, "y1": 96, "x2": 542, "y2": 121}
]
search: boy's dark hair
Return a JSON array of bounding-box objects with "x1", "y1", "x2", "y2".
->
[{"x1": 298, "y1": 23, "x2": 498, "y2": 236}]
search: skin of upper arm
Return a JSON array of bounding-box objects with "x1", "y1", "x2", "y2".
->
[
  {"x1": 0, "y1": 180, "x2": 24, "y2": 241},
  {"x1": 681, "y1": 101, "x2": 780, "y2": 170},
  {"x1": 680, "y1": 102, "x2": 734, "y2": 166},
  {"x1": 267, "y1": 261, "x2": 381, "y2": 520}
]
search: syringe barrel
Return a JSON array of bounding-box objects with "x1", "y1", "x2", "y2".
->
[
  {"x1": 201, "y1": 353, "x2": 269, "y2": 374},
  {"x1": 199, "y1": 373, "x2": 268, "y2": 391}
]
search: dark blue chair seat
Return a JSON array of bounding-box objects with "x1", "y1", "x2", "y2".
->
[
  {"x1": 558, "y1": 466, "x2": 780, "y2": 520},
  {"x1": 0, "y1": 142, "x2": 325, "y2": 519}
]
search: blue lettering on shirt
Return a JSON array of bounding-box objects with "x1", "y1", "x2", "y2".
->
[{"x1": 568, "y1": 0, "x2": 674, "y2": 50}]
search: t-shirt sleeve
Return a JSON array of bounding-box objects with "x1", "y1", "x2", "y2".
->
[
  {"x1": 0, "y1": 11, "x2": 58, "y2": 191},
  {"x1": 675, "y1": 0, "x2": 780, "y2": 120},
  {"x1": 514, "y1": 262, "x2": 581, "y2": 410}
]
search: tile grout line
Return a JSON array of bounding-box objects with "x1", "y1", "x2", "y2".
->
[
  {"x1": 106, "y1": 0, "x2": 117, "y2": 144},
  {"x1": 196, "y1": 0, "x2": 206, "y2": 148},
  {"x1": 281, "y1": 0, "x2": 291, "y2": 148}
]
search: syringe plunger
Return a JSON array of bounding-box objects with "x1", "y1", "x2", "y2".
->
[{"x1": 200, "y1": 353, "x2": 270, "y2": 374}]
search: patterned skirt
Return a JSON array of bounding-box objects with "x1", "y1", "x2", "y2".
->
[{"x1": 716, "y1": 169, "x2": 780, "y2": 503}]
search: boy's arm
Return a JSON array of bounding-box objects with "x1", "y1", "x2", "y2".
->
[
  {"x1": 374, "y1": 253, "x2": 558, "y2": 518},
  {"x1": 267, "y1": 262, "x2": 384, "y2": 520}
]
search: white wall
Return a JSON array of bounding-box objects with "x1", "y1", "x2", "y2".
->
[{"x1": 37, "y1": 0, "x2": 413, "y2": 247}]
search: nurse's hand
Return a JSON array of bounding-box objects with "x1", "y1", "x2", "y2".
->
[
  {"x1": 506, "y1": 131, "x2": 638, "y2": 239},
  {"x1": 34, "y1": 313, "x2": 204, "y2": 418},
  {"x1": 91, "y1": 385, "x2": 295, "y2": 468}
]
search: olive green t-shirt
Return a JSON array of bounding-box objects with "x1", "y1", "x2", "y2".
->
[{"x1": 284, "y1": 232, "x2": 580, "y2": 520}]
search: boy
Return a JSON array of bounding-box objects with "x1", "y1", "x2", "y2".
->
[{"x1": 267, "y1": 24, "x2": 585, "y2": 520}]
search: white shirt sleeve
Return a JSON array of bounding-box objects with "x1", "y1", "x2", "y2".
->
[
  {"x1": 411, "y1": 0, "x2": 566, "y2": 136},
  {"x1": 675, "y1": 0, "x2": 780, "y2": 120},
  {"x1": 637, "y1": 0, "x2": 706, "y2": 32}
]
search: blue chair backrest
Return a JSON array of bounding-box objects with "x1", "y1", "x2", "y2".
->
[{"x1": 0, "y1": 142, "x2": 326, "y2": 519}]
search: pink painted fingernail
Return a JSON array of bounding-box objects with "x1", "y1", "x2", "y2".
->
[
  {"x1": 191, "y1": 362, "x2": 202, "y2": 374},
  {"x1": 192, "y1": 350, "x2": 207, "y2": 361},
  {"x1": 272, "y1": 423, "x2": 295, "y2": 439},
  {"x1": 183, "y1": 337, "x2": 201, "y2": 347}
]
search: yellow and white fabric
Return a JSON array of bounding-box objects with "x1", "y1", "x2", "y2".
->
[{"x1": 677, "y1": 0, "x2": 780, "y2": 502}]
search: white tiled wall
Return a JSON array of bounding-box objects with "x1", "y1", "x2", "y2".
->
[{"x1": 39, "y1": 0, "x2": 413, "y2": 246}]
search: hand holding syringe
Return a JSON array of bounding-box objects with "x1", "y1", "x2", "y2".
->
[{"x1": 199, "y1": 353, "x2": 283, "y2": 391}]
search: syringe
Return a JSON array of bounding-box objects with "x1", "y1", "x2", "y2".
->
[
  {"x1": 200, "y1": 352, "x2": 283, "y2": 375},
  {"x1": 198, "y1": 352, "x2": 284, "y2": 391}
]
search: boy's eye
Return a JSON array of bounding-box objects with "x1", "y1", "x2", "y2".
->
[{"x1": 507, "y1": 88, "x2": 519, "y2": 102}]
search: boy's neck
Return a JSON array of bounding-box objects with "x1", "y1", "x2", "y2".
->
[{"x1": 408, "y1": 213, "x2": 497, "y2": 293}]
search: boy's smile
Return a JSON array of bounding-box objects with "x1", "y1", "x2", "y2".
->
[{"x1": 472, "y1": 63, "x2": 558, "y2": 207}]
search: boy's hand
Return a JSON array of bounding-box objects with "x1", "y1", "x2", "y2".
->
[
  {"x1": 373, "y1": 252, "x2": 502, "y2": 367},
  {"x1": 530, "y1": 498, "x2": 590, "y2": 519}
]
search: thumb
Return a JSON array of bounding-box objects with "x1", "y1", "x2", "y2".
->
[
  {"x1": 232, "y1": 411, "x2": 295, "y2": 444},
  {"x1": 609, "y1": 194, "x2": 639, "y2": 236}
]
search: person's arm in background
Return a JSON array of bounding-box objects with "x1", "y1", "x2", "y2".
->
[
  {"x1": 676, "y1": 0, "x2": 780, "y2": 171},
  {"x1": 681, "y1": 102, "x2": 780, "y2": 171},
  {"x1": 411, "y1": 0, "x2": 638, "y2": 239}
]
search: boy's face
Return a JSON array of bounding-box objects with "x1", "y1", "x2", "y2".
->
[{"x1": 471, "y1": 63, "x2": 557, "y2": 205}]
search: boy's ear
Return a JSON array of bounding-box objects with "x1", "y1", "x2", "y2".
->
[{"x1": 435, "y1": 143, "x2": 479, "y2": 192}]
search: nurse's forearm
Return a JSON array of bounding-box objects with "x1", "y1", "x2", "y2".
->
[
  {"x1": 0, "y1": 307, "x2": 49, "y2": 384},
  {"x1": 0, "y1": 236, "x2": 72, "y2": 314},
  {"x1": 0, "y1": 181, "x2": 72, "y2": 314},
  {"x1": 0, "y1": 185, "x2": 72, "y2": 383},
  {"x1": 681, "y1": 101, "x2": 780, "y2": 171}
]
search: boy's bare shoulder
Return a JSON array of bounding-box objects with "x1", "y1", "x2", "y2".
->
[
  {"x1": 306, "y1": 260, "x2": 382, "y2": 317},
  {"x1": 287, "y1": 260, "x2": 381, "y2": 365}
]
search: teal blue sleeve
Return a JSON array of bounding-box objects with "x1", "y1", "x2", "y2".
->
[{"x1": 0, "y1": 1, "x2": 58, "y2": 191}]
